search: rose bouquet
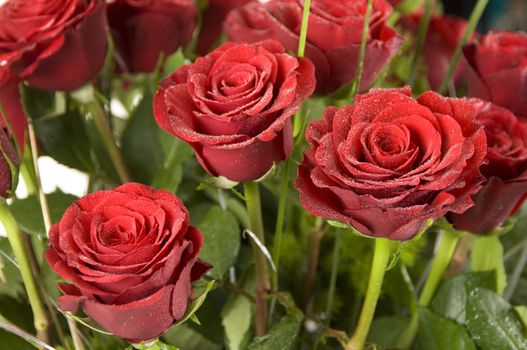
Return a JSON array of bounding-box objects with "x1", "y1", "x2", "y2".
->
[{"x1": 0, "y1": 0, "x2": 526, "y2": 350}]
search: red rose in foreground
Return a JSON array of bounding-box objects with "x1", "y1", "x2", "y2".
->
[
  {"x1": 295, "y1": 87, "x2": 487, "y2": 240},
  {"x1": 464, "y1": 31, "x2": 527, "y2": 117},
  {"x1": 107, "y1": 0, "x2": 197, "y2": 73},
  {"x1": 45, "y1": 183, "x2": 211, "y2": 342},
  {"x1": 448, "y1": 101, "x2": 527, "y2": 233},
  {"x1": 0, "y1": 0, "x2": 108, "y2": 91},
  {"x1": 404, "y1": 14, "x2": 471, "y2": 90},
  {"x1": 225, "y1": 0, "x2": 403, "y2": 95},
  {"x1": 154, "y1": 40, "x2": 315, "y2": 182},
  {"x1": 197, "y1": 0, "x2": 254, "y2": 55}
]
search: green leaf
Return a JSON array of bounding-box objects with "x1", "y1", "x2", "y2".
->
[
  {"x1": 247, "y1": 315, "x2": 302, "y2": 350},
  {"x1": 34, "y1": 109, "x2": 95, "y2": 172},
  {"x1": 162, "y1": 323, "x2": 221, "y2": 350},
  {"x1": 471, "y1": 235, "x2": 507, "y2": 294},
  {"x1": 431, "y1": 271, "x2": 496, "y2": 324},
  {"x1": 221, "y1": 271, "x2": 255, "y2": 350},
  {"x1": 21, "y1": 85, "x2": 56, "y2": 120},
  {"x1": 9, "y1": 191, "x2": 78, "y2": 236},
  {"x1": 164, "y1": 49, "x2": 186, "y2": 76},
  {"x1": 415, "y1": 308, "x2": 476, "y2": 350},
  {"x1": 198, "y1": 206, "x2": 240, "y2": 279},
  {"x1": 151, "y1": 134, "x2": 192, "y2": 193},
  {"x1": 174, "y1": 280, "x2": 215, "y2": 327},
  {"x1": 247, "y1": 292, "x2": 303, "y2": 350},
  {"x1": 121, "y1": 93, "x2": 163, "y2": 184},
  {"x1": 368, "y1": 316, "x2": 409, "y2": 348},
  {"x1": 513, "y1": 306, "x2": 527, "y2": 331},
  {"x1": 466, "y1": 288, "x2": 527, "y2": 350},
  {"x1": 0, "y1": 330, "x2": 34, "y2": 350}
]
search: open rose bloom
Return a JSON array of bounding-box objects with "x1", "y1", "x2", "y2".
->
[
  {"x1": 154, "y1": 40, "x2": 315, "y2": 182},
  {"x1": 0, "y1": 0, "x2": 108, "y2": 91},
  {"x1": 45, "y1": 183, "x2": 211, "y2": 342},
  {"x1": 295, "y1": 87, "x2": 487, "y2": 240},
  {"x1": 226, "y1": 0, "x2": 403, "y2": 94}
]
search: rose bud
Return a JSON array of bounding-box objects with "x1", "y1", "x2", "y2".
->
[
  {"x1": 107, "y1": 0, "x2": 197, "y2": 73},
  {"x1": 197, "y1": 0, "x2": 255, "y2": 55},
  {"x1": 0, "y1": 121, "x2": 19, "y2": 198},
  {"x1": 448, "y1": 101, "x2": 527, "y2": 233},
  {"x1": 464, "y1": 31, "x2": 527, "y2": 117},
  {"x1": 154, "y1": 40, "x2": 315, "y2": 182},
  {"x1": 45, "y1": 183, "x2": 211, "y2": 342},
  {"x1": 0, "y1": 0, "x2": 108, "y2": 91},
  {"x1": 403, "y1": 14, "x2": 472, "y2": 90},
  {"x1": 295, "y1": 87, "x2": 487, "y2": 240},
  {"x1": 225, "y1": 0, "x2": 403, "y2": 95}
]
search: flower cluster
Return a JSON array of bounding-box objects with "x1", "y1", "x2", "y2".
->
[{"x1": 0, "y1": 0, "x2": 525, "y2": 348}]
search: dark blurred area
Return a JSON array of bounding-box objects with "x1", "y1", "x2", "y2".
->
[{"x1": 441, "y1": 0, "x2": 526, "y2": 32}]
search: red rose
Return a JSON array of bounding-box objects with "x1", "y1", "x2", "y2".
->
[
  {"x1": 448, "y1": 100, "x2": 527, "y2": 233},
  {"x1": 404, "y1": 14, "x2": 472, "y2": 90},
  {"x1": 45, "y1": 183, "x2": 211, "y2": 342},
  {"x1": 197, "y1": 0, "x2": 255, "y2": 55},
  {"x1": 225, "y1": 0, "x2": 403, "y2": 95},
  {"x1": 295, "y1": 87, "x2": 487, "y2": 240},
  {"x1": 464, "y1": 31, "x2": 527, "y2": 117},
  {"x1": 154, "y1": 40, "x2": 315, "y2": 182},
  {"x1": 0, "y1": 0, "x2": 108, "y2": 91},
  {"x1": 107, "y1": 0, "x2": 197, "y2": 73}
]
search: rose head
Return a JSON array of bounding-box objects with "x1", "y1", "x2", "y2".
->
[
  {"x1": 464, "y1": 30, "x2": 527, "y2": 117},
  {"x1": 45, "y1": 183, "x2": 211, "y2": 342},
  {"x1": 448, "y1": 100, "x2": 527, "y2": 233},
  {"x1": 295, "y1": 87, "x2": 487, "y2": 240},
  {"x1": 154, "y1": 40, "x2": 315, "y2": 182},
  {"x1": 225, "y1": 0, "x2": 403, "y2": 95},
  {"x1": 197, "y1": 0, "x2": 255, "y2": 55},
  {"x1": 107, "y1": 0, "x2": 197, "y2": 73},
  {"x1": 404, "y1": 14, "x2": 471, "y2": 90},
  {"x1": 0, "y1": 0, "x2": 108, "y2": 91}
]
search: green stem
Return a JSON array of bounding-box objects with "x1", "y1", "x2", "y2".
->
[
  {"x1": 347, "y1": 238, "x2": 392, "y2": 350},
  {"x1": 0, "y1": 200, "x2": 49, "y2": 337},
  {"x1": 351, "y1": 0, "x2": 373, "y2": 99},
  {"x1": 271, "y1": 160, "x2": 290, "y2": 289},
  {"x1": 67, "y1": 316, "x2": 85, "y2": 350},
  {"x1": 397, "y1": 229, "x2": 460, "y2": 349},
  {"x1": 325, "y1": 229, "x2": 341, "y2": 325},
  {"x1": 244, "y1": 182, "x2": 270, "y2": 336},
  {"x1": 504, "y1": 241, "x2": 527, "y2": 301},
  {"x1": 297, "y1": 0, "x2": 311, "y2": 58},
  {"x1": 407, "y1": 0, "x2": 433, "y2": 87},
  {"x1": 437, "y1": 0, "x2": 489, "y2": 94},
  {"x1": 86, "y1": 101, "x2": 131, "y2": 183}
]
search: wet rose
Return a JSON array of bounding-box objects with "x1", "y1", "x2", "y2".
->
[
  {"x1": 197, "y1": 0, "x2": 255, "y2": 55},
  {"x1": 225, "y1": 0, "x2": 403, "y2": 95},
  {"x1": 45, "y1": 183, "x2": 211, "y2": 342},
  {"x1": 107, "y1": 0, "x2": 197, "y2": 73},
  {"x1": 154, "y1": 40, "x2": 315, "y2": 182},
  {"x1": 448, "y1": 101, "x2": 527, "y2": 233},
  {"x1": 295, "y1": 87, "x2": 487, "y2": 240},
  {"x1": 0, "y1": 0, "x2": 108, "y2": 91},
  {"x1": 464, "y1": 30, "x2": 527, "y2": 117}
]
